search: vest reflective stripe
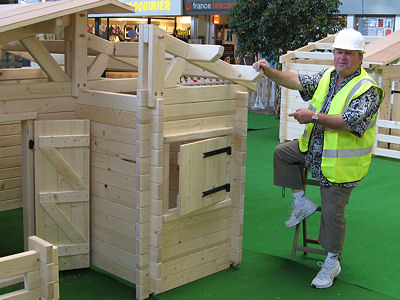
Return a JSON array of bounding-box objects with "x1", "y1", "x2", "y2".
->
[
  {"x1": 298, "y1": 67, "x2": 384, "y2": 183},
  {"x1": 344, "y1": 78, "x2": 377, "y2": 109},
  {"x1": 322, "y1": 146, "x2": 373, "y2": 158}
]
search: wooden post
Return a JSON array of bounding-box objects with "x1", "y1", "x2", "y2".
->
[
  {"x1": 391, "y1": 81, "x2": 400, "y2": 150},
  {"x1": 21, "y1": 120, "x2": 35, "y2": 250},
  {"x1": 71, "y1": 12, "x2": 88, "y2": 97}
]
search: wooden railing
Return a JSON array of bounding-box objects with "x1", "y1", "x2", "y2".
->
[{"x1": 0, "y1": 236, "x2": 59, "y2": 300}]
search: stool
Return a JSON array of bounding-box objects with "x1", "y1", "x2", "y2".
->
[{"x1": 290, "y1": 169, "x2": 327, "y2": 260}]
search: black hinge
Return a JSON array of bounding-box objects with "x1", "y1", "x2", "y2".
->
[
  {"x1": 203, "y1": 146, "x2": 231, "y2": 158},
  {"x1": 202, "y1": 183, "x2": 230, "y2": 197},
  {"x1": 391, "y1": 90, "x2": 400, "y2": 94},
  {"x1": 29, "y1": 139, "x2": 34, "y2": 149}
]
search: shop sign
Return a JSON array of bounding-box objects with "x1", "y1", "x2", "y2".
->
[
  {"x1": 90, "y1": 0, "x2": 183, "y2": 17},
  {"x1": 120, "y1": 0, "x2": 182, "y2": 16},
  {"x1": 184, "y1": 0, "x2": 237, "y2": 15}
]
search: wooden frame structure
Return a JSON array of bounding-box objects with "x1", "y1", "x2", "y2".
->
[
  {"x1": 0, "y1": 1, "x2": 260, "y2": 299},
  {"x1": 279, "y1": 32, "x2": 400, "y2": 160},
  {"x1": 0, "y1": 236, "x2": 59, "y2": 300}
]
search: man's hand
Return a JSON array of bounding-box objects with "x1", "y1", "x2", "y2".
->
[
  {"x1": 289, "y1": 108, "x2": 315, "y2": 124},
  {"x1": 252, "y1": 59, "x2": 270, "y2": 73}
]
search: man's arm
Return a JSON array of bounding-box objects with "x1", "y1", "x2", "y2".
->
[
  {"x1": 253, "y1": 59, "x2": 303, "y2": 91},
  {"x1": 289, "y1": 108, "x2": 352, "y2": 131}
]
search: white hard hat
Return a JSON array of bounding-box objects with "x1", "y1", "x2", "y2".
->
[{"x1": 332, "y1": 28, "x2": 365, "y2": 53}]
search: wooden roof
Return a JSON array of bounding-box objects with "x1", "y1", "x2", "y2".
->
[
  {"x1": 0, "y1": 0, "x2": 134, "y2": 33},
  {"x1": 364, "y1": 30, "x2": 400, "y2": 65}
]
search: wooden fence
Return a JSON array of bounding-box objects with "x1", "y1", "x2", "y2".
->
[{"x1": 0, "y1": 236, "x2": 59, "y2": 300}]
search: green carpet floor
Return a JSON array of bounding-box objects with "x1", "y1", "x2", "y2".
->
[{"x1": 1, "y1": 112, "x2": 399, "y2": 299}]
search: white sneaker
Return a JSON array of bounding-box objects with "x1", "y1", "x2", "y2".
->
[
  {"x1": 284, "y1": 198, "x2": 318, "y2": 228},
  {"x1": 311, "y1": 258, "x2": 341, "y2": 289}
]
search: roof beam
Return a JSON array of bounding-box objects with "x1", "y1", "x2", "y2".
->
[{"x1": 20, "y1": 35, "x2": 70, "y2": 82}]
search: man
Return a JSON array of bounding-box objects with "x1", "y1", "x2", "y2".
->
[{"x1": 253, "y1": 28, "x2": 384, "y2": 289}]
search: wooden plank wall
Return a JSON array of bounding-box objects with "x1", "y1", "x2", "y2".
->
[
  {"x1": 158, "y1": 84, "x2": 247, "y2": 293},
  {"x1": 0, "y1": 85, "x2": 75, "y2": 212},
  {"x1": 76, "y1": 90, "x2": 138, "y2": 284},
  {"x1": 0, "y1": 121, "x2": 22, "y2": 212},
  {"x1": 279, "y1": 62, "x2": 330, "y2": 142}
]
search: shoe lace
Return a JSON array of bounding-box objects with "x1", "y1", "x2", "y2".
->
[{"x1": 316, "y1": 261, "x2": 331, "y2": 279}]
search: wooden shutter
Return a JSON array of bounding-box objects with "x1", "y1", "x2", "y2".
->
[
  {"x1": 34, "y1": 120, "x2": 90, "y2": 271},
  {"x1": 178, "y1": 135, "x2": 232, "y2": 216}
]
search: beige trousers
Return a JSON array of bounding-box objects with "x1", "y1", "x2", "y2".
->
[{"x1": 273, "y1": 140, "x2": 352, "y2": 254}]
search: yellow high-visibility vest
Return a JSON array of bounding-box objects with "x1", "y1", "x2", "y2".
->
[{"x1": 298, "y1": 67, "x2": 384, "y2": 183}]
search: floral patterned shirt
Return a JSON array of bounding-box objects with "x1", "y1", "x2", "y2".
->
[{"x1": 298, "y1": 68, "x2": 382, "y2": 187}]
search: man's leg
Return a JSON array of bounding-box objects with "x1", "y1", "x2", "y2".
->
[
  {"x1": 273, "y1": 140, "x2": 318, "y2": 227},
  {"x1": 311, "y1": 185, "x2": 352, "y2": 289}
]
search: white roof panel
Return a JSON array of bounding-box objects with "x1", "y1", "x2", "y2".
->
[{"x1": 0, "y1": 0, "x2": 135, "y2": 33}]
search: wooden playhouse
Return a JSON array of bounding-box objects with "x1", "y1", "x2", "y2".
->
[
  {"x1": 0, "y1": 0, "x2": 260, "y2": 299},
  {"x1": 279, "y1": 32, "x2": 400, "y2": 159}
]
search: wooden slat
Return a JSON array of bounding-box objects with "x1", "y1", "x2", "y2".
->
[
  {"x1": 0, "y1": 82, "x2": 71, "y2": 101},
  {"x1": 164, "y1": 115, "x2": 233, "y2": 136},
  {"x1": 374, "y1": 147, "x2": 400, "y2": 159},
  {"x1": 91, "y1": 196, "x2": 135, "y2": 223},
  {"x1": 114, "y1": 41, "x2": 139, "y2": 58},
  {"x1": 165, "y1": 33, "x2": 223, "y2": 62},
  {"x1": 0, "y1": 198, "x2": 22, "y2": 212},
  {"x1": 20, "y1": 35, "x2": 70, "y2": 82},
  {"x1": 91, "y1": 180, "x2": 136, "y2": 209},
  {"x1": 76, "y1": 104, "x2": 136, "y2": 128},
  {"x1": 0, "y1": 288, "x2": 40, "y2": 300},
  {"x1": 164, "y1": 127, "x2": 233, "y2": 143},
  {"x1": 161, "y1": 255, "x2": 230, "y2": 292},
  {"x1": 87, "y1": 53, "x2": 110, "y2": 80},
  {"x1": 91, "y1": 136, "x2": 136, "y2": 161},
  {"x1": 0, "y1": 187, "x2": 22, "y2": 201},
  {"x1": 164, "y1": 57, "x2": 187, "y2": 88},
  {"x1": 164, "y1": 100, "x2": 236, "y2": 122},
  {"x1": 91, "y1": 121, "x2": 136, "y2": 145},
  {"x1": 0, "y1": 135, "x2": 20, "y2": 147},
  {"x1": 91, "y1": 252, "x2": 135, "y2": 284},
  {"x1": 0, "y1": 145, "x2": 22, "y2": 158},
  {"x1": 87, "y1": 33, "x2": 114, "y2": 56},
  {"x1": 0, "y1": 123, "x2": 21, "y2": 136},
  {"x1": 41, "y1": 148, "x2": 85, "y2": 190},
  {"x1": 0, "y1": 177, "x2": 22, "y2": 191},
  {"x1": 58, "y1": 243, "x2": 89, "y2": 257},
  {"x1": 164, "y1": 85, "x2": 236, "y2": 104},
  {"x1": 91, "y1": 151, "x2": 136, "y2": 177},
  {"x1": 0, "y1": 68, "x2": 47, "y2": 82},
  {"x1": 161, "y1": 243, "x2": 229, "y2": 277},
  {"x1": 38, "y1": 134, "x2": 90, "y2": 148},
  {"x1": 91, "y1": 166, "x2": 136, "y2": 193},
  {"x1": 42, "y1": 204, "x2": 87, "y2": 243},
  {"x1": 86, "y1": 78, "x2": 138, "y2": 93},
  {"x1": 91, "y1": 224, "x2": 136, "y2": 253},
  {"x1": 2, "y1": 97, "x2": 75, "y2": 115},
  {"x1": 78, "y1": 89, "x2": 137, "y2": 112},
  {"x1": 163, "y1": 214, "x2": 231, "y2": 248},
  {"x1": 91, "y1": 209, "x2": 136, "y2": 239},
  {"x1": 39, "y1": 191, "x2": 89, "y2": 204},
  {"x1": 0, "y1": 113, "x2": 37, "y2": 123},
  {"x1": 0, "y1": 251, "x2": 38, "y2": 280},
  {"x1": 0, "y1": 167, "x2": 21, "y2": 180}
]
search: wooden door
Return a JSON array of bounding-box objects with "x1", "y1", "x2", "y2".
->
[
  {"x1": 178, "y1": 135, "x2": 232, "y2": 216},
  {"x1": 34, "y1": 120, "x2": 90, "y2": 270}
]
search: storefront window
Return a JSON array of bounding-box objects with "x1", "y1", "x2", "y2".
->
[
  {"x1": 87, "y1": 17, "x2": 191, "y2": 42},
  {"x1": 357, "y1": 16, "x2": 395, "y2": 36}
]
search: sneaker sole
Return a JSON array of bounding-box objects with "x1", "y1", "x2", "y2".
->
[{"x1": 285, "y1": 205, "x2": 318, "y2": 228}]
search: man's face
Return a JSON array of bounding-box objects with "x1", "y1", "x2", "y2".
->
[{"x1": 334, "y1": 48, "x2": 363, "y2": 78}]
